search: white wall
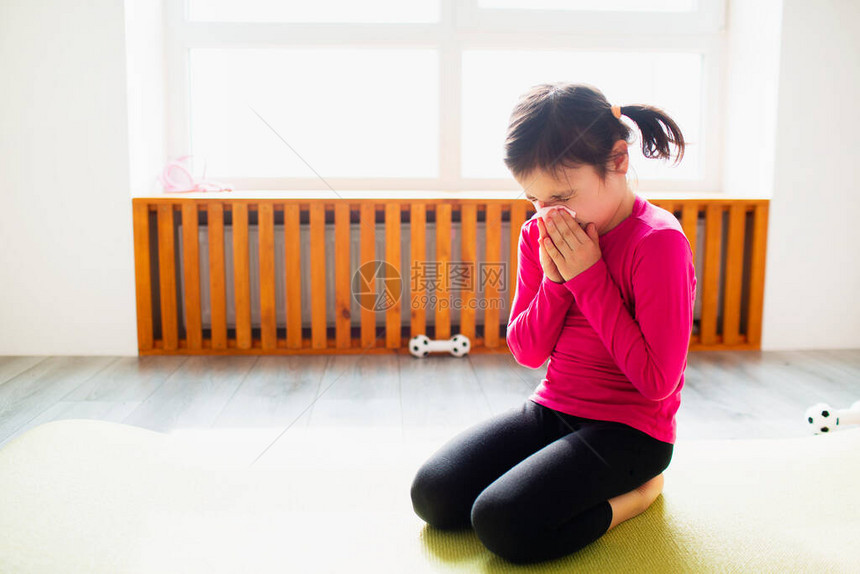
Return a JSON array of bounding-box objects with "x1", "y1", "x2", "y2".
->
[
  {"x1": 0, "y1": 0, "x2": 137, "y2": 355},
  {"x1": 0, "y1": 0, "x2": 858, "y2": 355},
  {"x1": 761, "y1": 0, "x2": 860, "y2": 349},
  {"x1": 124, "y1": 0, "x2": 166, "y2": 197}
]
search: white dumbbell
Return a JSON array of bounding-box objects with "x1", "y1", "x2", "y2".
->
[
  {"x1": 409, "y1": 334, "x2": 471, "y2": 358},
  {"x1": 804, "y1": 400, "x2": 860, "y2": 434}
]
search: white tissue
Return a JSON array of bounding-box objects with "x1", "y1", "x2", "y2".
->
[{"x1": 531, "y1": 205, "x2": 577, "y2": 221}]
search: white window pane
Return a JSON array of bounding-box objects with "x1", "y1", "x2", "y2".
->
[
  {"x1": 461, "y1": 50, "x2": 702, "y2": 181},
  {"x1": 188, "y1": 0, "x2": 439, "y2": 23},
  {"x1": 189, "y1": 49, "x2": 439, "y2": 179},
  {"x1": 477, "y1": 0, "x2": 695, "y2": 12}
]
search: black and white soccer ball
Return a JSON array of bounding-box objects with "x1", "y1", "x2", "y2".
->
[
  {"x1": 805, "y1": 402, "x2": 837, "y2": 434},
  {"x1": 410, "y1": 334, "x2": 431, "y2": 357},
  {"x1": 450, "y1": 334, "x2": 470, "y2": 357}
]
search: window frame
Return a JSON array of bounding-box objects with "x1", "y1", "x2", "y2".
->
[{"x1": 164, "y1": 0, "x2": 727, "y2": 195}]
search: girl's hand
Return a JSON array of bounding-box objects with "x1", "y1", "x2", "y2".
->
[
  {"x1": 542, "y1": 209, "x2": 603, "y2": 282},
  {"x1": 536, "y1": 217, "x2": 565, "y2": 283}
]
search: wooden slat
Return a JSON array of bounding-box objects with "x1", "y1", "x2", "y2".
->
[
  {"x1": 258, "y1": 202, "x2": 277, "y2": 351},
  {"x1": 232, "y1": 203, "x2": 252, "y2": 350},
  {"x1": 208, "y1": 203, "x2": 227, "y2": 350},
  {"x1": 156, "y1": 204, "x2": 178, "y2": 350},
  {"x1": 132, "y1": 201, "x2": 153, "y2": 352},
  {"x1": 334, "y1": 203, "x2": 352, "y2": 349},
  {"x1": 284, "y1": 204, "x2": 302, "y2": 350},
  {"x1": 435, "y1": 204, "x2": 451, "y2": 341},
  {"x1": 484, "y1": 203, "x2": 501, "y2": 348},
  {"x1": 680, "y1": 203, "x2": 699, "y2": 266},
  {"x1": 509, "y1": 201, "x2": 528, "y2": 313},
  {"x1": 385, "y1": 203, "x2": 402, "y2": 349},
  {"x1": 722, "y1": 204, "x2": 747, "y2": 346},
  {"x1": 181, "y1": 203, "x2": 202, "y2": 350},
  {"x1": 459, "y1": 204, "x2": 477, "y2": 341},
  {"x1": 360, "y1": 203, "x2": 376, "y2": 349},
  {"x1": 309, "y1": 203, "x2": 327, "y2": 349},
  {"x1": 700, "y1": 204, "x2": 723, "y2": 346},
  {"x1": 747, "y1": 202, "x2": 769, "y2": 347},
  {"x1": 410, "y1": 204, "x2": 426, "y2": 339}
]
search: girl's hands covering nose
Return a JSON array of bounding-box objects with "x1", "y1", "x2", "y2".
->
[
  {"x1": 536, "y1": 217, "x2": 565, "y2": 283},
  {"x1": 540, "y1": 209, "x2": 603, "y2": 282}
]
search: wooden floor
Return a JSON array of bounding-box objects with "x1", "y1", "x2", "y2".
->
[{"x1": 1, "y1": 350, "x2": 859, "y2": 459}]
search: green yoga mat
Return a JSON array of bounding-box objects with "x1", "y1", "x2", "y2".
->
[{"x1": 0, "y1": 420, "x2": 857, "y2": 573}]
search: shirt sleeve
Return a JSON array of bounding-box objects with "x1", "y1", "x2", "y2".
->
[
  {"x1": 506, "y1": 223, "x2": 575, "y2": 369},
  {"x1": 563, "y1": 229, "x2": 697, "y2": 400}
]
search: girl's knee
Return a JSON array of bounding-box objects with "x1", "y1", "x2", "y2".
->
[
  {"x1": 410, "y1": 464, "x2": 445, "y2": 526},
  {"x1": 410, "y1": 463, "x2": 469, "y2": 529},
  {"x1": 470, "y1": 490, "x2": 536, "y2": 564}
]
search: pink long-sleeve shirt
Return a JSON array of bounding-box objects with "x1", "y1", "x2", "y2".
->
[{"x1": 506, "y1": 193, "x2": 697, "y2": 444}]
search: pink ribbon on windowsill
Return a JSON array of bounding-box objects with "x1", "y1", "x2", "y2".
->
[{"x1": 159, "y1": 155, "x2": 233, "y2": 193}]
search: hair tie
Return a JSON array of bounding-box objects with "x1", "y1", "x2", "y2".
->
[{"x1": 611, "y1": 105, "x2": 622, "y2": 119}]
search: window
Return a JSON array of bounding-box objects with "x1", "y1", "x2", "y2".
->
[
  {"x1": 189, "y1": 48, "x2": 439, "y2": 179},
  {"x1": 461, "y1": 50, "x2": 702, "y2": 182},
  {"x1": 165, "y1": 0, "x2": 726, "y2": 194}
]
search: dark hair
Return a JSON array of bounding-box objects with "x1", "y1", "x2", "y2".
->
[{"x1": 503, "y1": 82, "x2": 685, "y2": 183}]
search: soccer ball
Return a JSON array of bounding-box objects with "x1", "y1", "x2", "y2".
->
[
  {"x1": 805, "y1": 402, "x2": 837, "y2": 434},
  {"x1": 410, "y1": 334, "x2": 431, "y2": 357},
  {"x1": 450, "y1": 334, "x2": 470, "y2": 357}
]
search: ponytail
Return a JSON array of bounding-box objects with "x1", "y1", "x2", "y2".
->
[{"x1": 617, "y1": 104, "x2": 685, "y2": 167}]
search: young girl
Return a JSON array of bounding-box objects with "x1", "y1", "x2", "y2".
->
[{"x1": 410, "y1": 82, "x2": 697, "y2": 564}]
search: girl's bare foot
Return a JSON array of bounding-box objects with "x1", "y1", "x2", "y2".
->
[{"x1": 606, "y1": 473, "x2": 664, "y2": 531}]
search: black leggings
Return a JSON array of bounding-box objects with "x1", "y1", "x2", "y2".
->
[{"x1": 410, "y1": 399, "x2": 674, "y2": 564}]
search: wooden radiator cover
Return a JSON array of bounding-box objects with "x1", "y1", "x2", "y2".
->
[{"x1": 132, "y1": 195, "x2": 768, "y2": 356}]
